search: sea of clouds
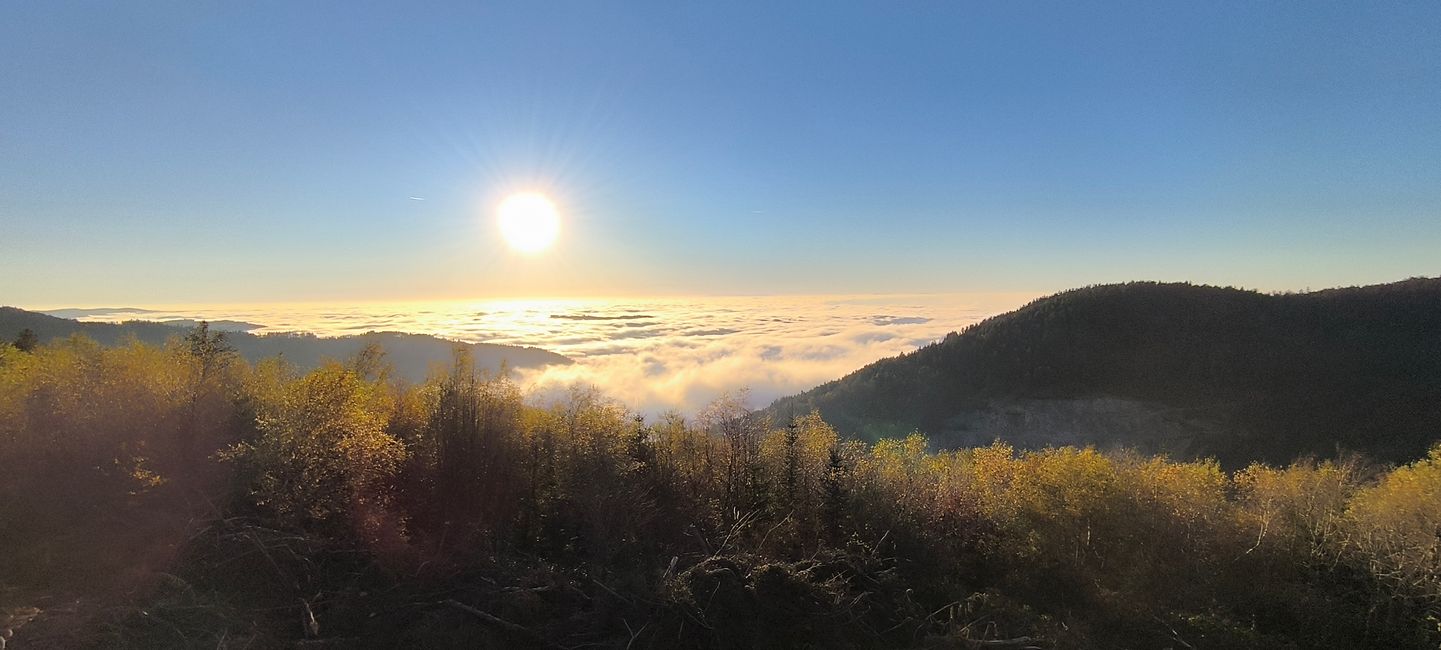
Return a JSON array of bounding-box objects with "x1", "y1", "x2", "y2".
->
[{"x1": 60, "y1": 294, "x2": 1036, "y2": 415}]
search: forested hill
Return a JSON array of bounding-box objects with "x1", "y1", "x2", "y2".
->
[
  {"x1": 765, "y1": 278, "x2": 1441, "y2": 465},
  {"x1": 0, "y1": 307, "x2": 571, "y2": 380}
]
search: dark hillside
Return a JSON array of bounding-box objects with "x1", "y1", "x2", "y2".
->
[
  {"x1": 766, "y1": 278, "x2": 1441, "y2": 465},
  {"x1": 0, "y1": 307, "x2": 571, "y2": 380}
]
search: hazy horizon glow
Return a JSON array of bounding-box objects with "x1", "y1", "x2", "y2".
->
[{"x1": 3, "y1": 3, "x2": 1441, "y2": 305}]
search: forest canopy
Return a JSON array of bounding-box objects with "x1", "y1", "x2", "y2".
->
[{"x1": 767, "y1": 278, "x2": 1441, "y2": 466}]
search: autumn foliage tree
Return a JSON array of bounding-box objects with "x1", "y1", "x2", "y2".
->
[{"x1": 4, "y1": 332, "x2": 1441, "y2": 648}]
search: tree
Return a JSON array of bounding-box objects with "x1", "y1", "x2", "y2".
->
[
  {"x1": 1344, "y1": 445, "x2": 1441, "y2": 630},
  {"x1": 232, "y1": 362, "x2": 405, "y2": 536},
  {"x1": 12, "y1": 328, "x2": 38, "y2": 353},
  {"x1": 180, "y1": 322, "x2": 238, "y2": 466},
  {"x1": 699, "y1": 389, "x2": 766, "y2": 517},
  {"x1": 349, "y1": 342, "x2": 390, "y2": 382},
  {"x1": 185, "y1": 321, "x2": 234, "y2": 377},
  {"x1": 426, "y1": 346, "x2": 524, "y2": 546}
]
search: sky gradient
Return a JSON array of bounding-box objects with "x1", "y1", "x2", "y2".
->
[{"x1": 3, "y1": 1, "x2": 1440, "y2": 305}]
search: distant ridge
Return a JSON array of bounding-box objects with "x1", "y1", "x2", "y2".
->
[
  {"x1": 38, "y1": 308, "x2": 263, "y2": 331},
  {"x1": 147, "y1": 318, "x2": 264, "y2": 332},
  {"x1": 764, "y1": 278, "x2": 1441, "y2": 466},
  {"x1": 40, "y1": 307, "x2": 162, "y2": 318},
  {"x1": 0, "y1": 307, "x2": 572, "y2": 381}
]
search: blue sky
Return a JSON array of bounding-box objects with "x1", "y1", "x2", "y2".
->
[{"x1": 3, "y1": 1, "x2": 1439, "y2": 305}]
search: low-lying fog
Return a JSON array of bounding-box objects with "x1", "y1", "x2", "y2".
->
[{"x1": 56, "y1": 293, "x2": 1037, "y2": 415}]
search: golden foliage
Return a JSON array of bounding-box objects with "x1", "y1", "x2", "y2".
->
[
  {"x1": 228, "y1": 362, "x2": 405, "y2": 532},
  {"x1": 5, "y1": 333, "x2": 1441, "y2": 646},
  {"x1": 1345, "y1": 446, "x2": 1441, "y2": 608}
]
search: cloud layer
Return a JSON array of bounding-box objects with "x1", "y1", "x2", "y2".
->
[{"x1": 63, "y1": 294, "x2": 1037, "y2": 415}]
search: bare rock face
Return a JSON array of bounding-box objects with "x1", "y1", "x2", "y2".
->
[{"x1": 936, "y1": 397, "x2": 1249, "y2": 458}]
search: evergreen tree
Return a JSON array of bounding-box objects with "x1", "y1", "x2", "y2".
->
[{"x1": 12, "y1": 328, "x2": 38, "y2": 352}]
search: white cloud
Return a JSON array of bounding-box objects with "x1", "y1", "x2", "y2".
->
[
  {"x1": 506, "y1": 295, "x2": 1036, "y2": 415},
  {"x1": 77, "y1": 294, "x2": 1038, "y2": 416}
]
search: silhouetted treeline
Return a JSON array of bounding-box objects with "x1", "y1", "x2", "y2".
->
[
  {"x1": 2, "y1": 332, "x2": 1439, "y2": 648},
  {"x1": 0, "y1": 306, "x2": 572, "y2": 383},
  {"x1": 767, "y1": 278, "x2": 1441, "y2": 466}
]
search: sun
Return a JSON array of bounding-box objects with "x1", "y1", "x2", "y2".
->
[{"x1": 497, "y1": 192, "x2": 561, "y2": 254}]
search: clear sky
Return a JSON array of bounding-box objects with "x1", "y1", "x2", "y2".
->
[{"x1": 3, "y1": 1, "x2": 1439, "y2": 305}]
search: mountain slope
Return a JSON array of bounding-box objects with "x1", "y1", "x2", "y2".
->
[
  {"x1": 765, "y1": 278, "x2": 1441, "y2": 465},
  {"x1": 0, "y1": 307, "x2": 571, "y2": 381}
]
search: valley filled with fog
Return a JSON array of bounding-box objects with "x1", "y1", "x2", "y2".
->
[{"x1": 52, "y1": 293, "x2": 1037, "y2": 414}]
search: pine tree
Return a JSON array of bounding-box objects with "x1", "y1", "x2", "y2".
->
[{"x1": 12, "y1": 328, "x2": 38, "y2": 352}]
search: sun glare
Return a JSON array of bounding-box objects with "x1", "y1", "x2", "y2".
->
[{"x1": 497, "y1": 192, "x2": 561, "y2": 254}]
